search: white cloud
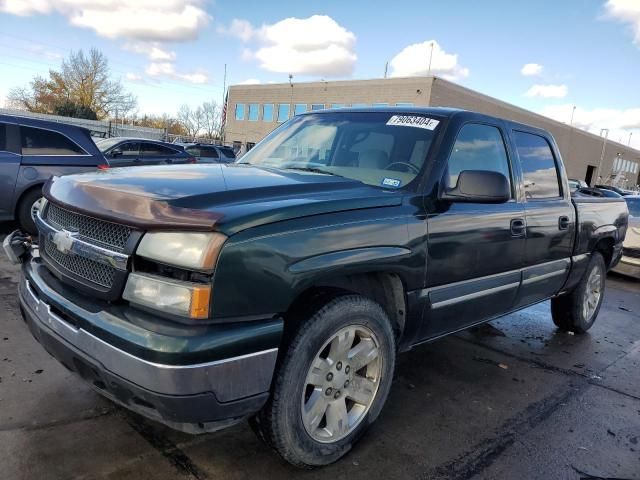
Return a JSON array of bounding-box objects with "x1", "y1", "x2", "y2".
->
[
  {"x1": 388, "y1": 40, "x2": 469, "y2": 81},
  {"x1": 525, "y1": 84, "x2": 568, "y2": 98},
  {"x1": 604, "y1": 0, "x2": 640, "y2": 46},
  {"x1": 145, "y1": 61, "x2": 208, "y2": 84},
  {"x1": 27, "y1": 43, "x2": 63, "y2": 61},
  {"x1": 124, "y1": 42, "x2": 176, "y2": 62},
  {"x1": 521, "y1": 63, "x2": 543, "y2": 76},
  {"x1": 224, "y1": 15, "x2": 357, "y2": 77},
  {"x1": 125, "y1": 72, "x2": 144, "y2": 82},
  {"x1": 539, "y1": 103, "x2": 640, "y2": 149},
  {"x1": 0, "y1": 0, "x2": 211, "y2": 42},
  {"x1": 239, "y1": 78, "x2": 261, "y2": 85},
  {"x1": 218, "y1": 19, "x2": 254, "y2": 42}
]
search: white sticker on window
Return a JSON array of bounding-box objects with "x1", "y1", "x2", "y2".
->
[
  {"x1": 381, "y1": 177, "x2": 402, "y2": 188},
  {"x1": 386, "y1": 115, "x2": 440, "y2": 130}
]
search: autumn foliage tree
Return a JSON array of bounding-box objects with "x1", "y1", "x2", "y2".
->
[{"x1": 8, "y1": 48, "x2": 136, "y2": 120}]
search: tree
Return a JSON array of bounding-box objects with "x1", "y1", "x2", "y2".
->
[
  {"x1": 7, "y1": 48, "x2": 136, "y2": 120},
  {"x1": 202, "y1": 101, "x2": 222, "y2": 140},
  {"x1": 54, "y1": 101, "x2": 98, "y2": 120},
  {"x1": 177, "y1": 104, "x2": 204, "y2": 140}
]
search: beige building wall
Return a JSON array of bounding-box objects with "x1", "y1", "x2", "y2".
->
[{"x1": 225, "y1": 77, "x2": 640, "y2": 187}]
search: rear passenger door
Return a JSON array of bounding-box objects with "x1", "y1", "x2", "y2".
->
[
  {"x1": 141, "y1": 142, "x2": 180, "y2": 164},
  {"x1": 420, "y1": 122, "x2": 526, "y2": 339},
  {"x1": 0, "y1": 123, "x2": 21, "y2": 218},
  {"x1": 511, "y1": 130, "x2": 575, "y2": 308}
]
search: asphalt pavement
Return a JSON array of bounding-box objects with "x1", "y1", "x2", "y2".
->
[{"x1": 1, "y1": 224, "x2": 639, "y2": 480}]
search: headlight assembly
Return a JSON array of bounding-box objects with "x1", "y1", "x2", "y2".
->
[
  {"x1": 137, "y1": 232, "x2": 226, "y2": 270},
  {"x1": 123, "y1": 273, "x2": 211, "y2": 319}
]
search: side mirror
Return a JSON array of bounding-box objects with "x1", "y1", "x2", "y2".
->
[
  {"x1": 441, "y1": 170, "x2": 510, "y2": 204},
  {"x1": 110, "y1": 147, "x2": 123, "y2": 157}
]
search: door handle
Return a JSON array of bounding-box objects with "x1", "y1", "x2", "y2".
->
[
  {"x1": 510, "y1": 218, "x2": 526, "y2": 237},
  {"x1": 559, "y1": 216, "x2": 570, "y2": 230}
]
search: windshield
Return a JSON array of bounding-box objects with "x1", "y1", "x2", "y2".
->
[
  {"x1": 96, "y1": 138, "x2": 121, "y2": 152},
  {"x1": 239, "y1": 111, "x2": 441, "y2": 189},
  {"x1": 626, "y1": 197, "x2": 640, "y2": 217}
]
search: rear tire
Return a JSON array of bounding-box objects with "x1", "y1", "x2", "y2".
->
[
  {"x1": 253, "y1": 295, "x2": 396, "y2": 468},
  {"x1": 551, "y1": 251, "x2": 606, "y2": 333},
  {"x1": 17, "y1": 188, "x2": 44, "y2": 236}
]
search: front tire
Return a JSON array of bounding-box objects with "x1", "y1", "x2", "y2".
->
[
  {"x1": 254, "y1": 295, "x2": 396, "y2": 468},
  {"x1": 551, "y1": 251, "x2": 606, "y2": 333},
  {"x1": 17, "y1": 188, "x2": 44, "y2": 235}
]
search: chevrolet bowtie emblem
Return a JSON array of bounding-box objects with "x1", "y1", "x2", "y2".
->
[{"x1": 52, "y1": 229, "x2": 77, "y2": 255}]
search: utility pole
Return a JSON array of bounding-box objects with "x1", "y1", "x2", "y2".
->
[
  {"x1": 596, "y1": 128, "x2": 609, "y2": 184},
  {"x1": 221, "y1": 64, "x2": 227, "y2": 143},
  {"x1": 569, "y1": 105, "x2": 576, "y2": 126},
  {"x1": 427, "y1": 42, "x2": 434, "y2": 76},
  {"x1": 628, "y1": 132, "x2": 633, "y2": 147},
  {"x1": 384, "y1": 61, "x2": 388, "y2": 79}
]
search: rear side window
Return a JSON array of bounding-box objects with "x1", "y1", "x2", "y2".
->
[
  {"x1": 20, "y1": 126, "x2": 86, "y2": 155},
  {"x1": 118, "y1": 142, "x2": 140, "y2": 156},
  {"x1": 0, "y1": 123, "x2": 6, "y2": 151},
  {"x1": 446, "y1": 123, "x2": 511, "y2": 193},
  {"x1": 142, "y1": 143, "x2": 177, "y2": 156},
  {"x1": 514, "y1": 131, "x2": 561, "y2": 199}
]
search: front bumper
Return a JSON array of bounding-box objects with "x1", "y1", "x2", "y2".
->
[
  {"x1": 611, "y1": 255, "x2": 640, "y2": 280},
  {"x1": 19, "y1": 255, "x2": 283, "y2": 433}
]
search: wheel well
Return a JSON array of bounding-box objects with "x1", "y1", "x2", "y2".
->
[
  {"x1": 14, "y1": 184, "x2": 44, "y2": 217},
  {"x1": 284, "y1": 273, "x2": 407, "y2": 342},
  {"x1": 593, "y1": 237, "x2": 614, "y2": 267}
]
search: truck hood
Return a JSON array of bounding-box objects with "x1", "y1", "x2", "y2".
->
[{"x1": 44, "y1": 164, "x2": 403, "y2": 234}]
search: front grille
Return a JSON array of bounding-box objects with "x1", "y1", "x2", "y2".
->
[
  {"x1": 623, "y1": 247, "x2": 640, "y2": 259},
  {"x1": 43, "y1": 236, "x2": 117, "y2": 288},
  {"x1": 46, "y1": 203, "x2": 132, "y2": 252}
]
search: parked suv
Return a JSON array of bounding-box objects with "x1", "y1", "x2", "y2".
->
[
  {"x1": 97, "y1": 138, "x2": 195, "y2": 166},
  {"x1": 180, "y1": 143, "x2": 236, "y2": 163},
  {"x1": 5, "y1": 108, "x2": 629, "y2": 468},
  {"x1": 0, "y1": 114, "x2": 107, "y2": 233}
]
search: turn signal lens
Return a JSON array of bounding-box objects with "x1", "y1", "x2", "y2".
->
[{"x1": 123, "y1": 273, "x2": 211, "y2": 319}]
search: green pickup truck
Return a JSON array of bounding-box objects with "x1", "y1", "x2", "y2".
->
[{"x1": 5, "y1": 108, "x2": 628, "y2": 467}]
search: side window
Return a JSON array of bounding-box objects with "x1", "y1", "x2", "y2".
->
[
  {"x1": 0, "y1": 123, "x2": 6, "y2": 152},
  {"x1": 20, "y1": 126, "x2": 86, "y2": 155},
  {"x1": 117, "y1": 142, "x2": 140, "y2": 157},
  {"x1": 446, "y1": 123, "x2": 511, "y2": 193},
  {"x1": 142, "y1": 143, "x2": 177, "y2": 156},
  {"x1": 200, "y1": 147, "x2": 219, "y2": 158},
  {"x1": 514, "y1": 131, "x2": 561, "y2": 199}
]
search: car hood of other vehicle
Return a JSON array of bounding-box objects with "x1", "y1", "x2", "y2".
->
[{"x1": 44, "y1": 164, "x2": 403, "y2": 234}]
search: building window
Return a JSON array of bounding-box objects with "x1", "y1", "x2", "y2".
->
[
  {"x1": 248, "y1": 104, "x2": 259, "y2": 121},
  {"x1": 263, "y1": 104, "x2": 274, "y2": 122},
  {"x1": 396, "y1": 102, "x2": 414, "y2": 107},
  {"x1": 352, "y1": 103, "x2": 368, "y2": 108},
  {"x1": 331, "y1": 103, "x2": 345, "y2": 109},
  {"x1": 294, "y1": 104, "x2": 307, "y2": 116},
  {"x1": 278, "y1": 104, "x2": 290, "y2": 122},
  {"x1": 235, "y1": 103, "x2": 245, "y2": 120},
  {"x1": 311, "y1": 104, "x2": 325, "y2": 111},
  {"x1": 372, "y1": 103, "x2": 389, "y2": 107}
]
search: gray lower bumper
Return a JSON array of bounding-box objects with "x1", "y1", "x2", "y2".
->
[{"x1": 19, "y1": 278, "x2": 278, "y2": 402}]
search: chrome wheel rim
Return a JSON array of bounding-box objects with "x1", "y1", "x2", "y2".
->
[
  {"x1": 31, "y1": 197, "x2": 44, "y2": 221},
  {"x1": 583, "y1": 266, "x2": 603, "y2": 321},
  {"x1": 301, "y1": 325, "x2": 382, "y2": 443}
]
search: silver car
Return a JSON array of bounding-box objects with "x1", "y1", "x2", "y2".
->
[{"x1": 612, "y1": 195, "x2": 640, "y2": 279}]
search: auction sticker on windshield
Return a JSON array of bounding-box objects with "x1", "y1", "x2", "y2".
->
[{"x1": 386, "y1": 115, "x2": 440, "y2": 130}]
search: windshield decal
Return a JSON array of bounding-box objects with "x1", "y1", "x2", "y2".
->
[
  {"x1": 381, "y1": 177, "x2": 402, "y2": 188},
  {"x1": 386, "y1": 115, "x2": 439, "y2": 130}
]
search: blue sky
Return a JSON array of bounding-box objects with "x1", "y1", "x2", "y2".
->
[{"x1": 0, "y1": 0, "x2": 639, "y2": 147}]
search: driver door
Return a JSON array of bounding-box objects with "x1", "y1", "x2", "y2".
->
[{"x1": 419, "y1": 122, "x2": 526, "y2": 340}]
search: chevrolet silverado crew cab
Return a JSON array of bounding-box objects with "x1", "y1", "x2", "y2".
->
[{"x1": 4, "y1": 108, "x2": 629, "y2": 468}]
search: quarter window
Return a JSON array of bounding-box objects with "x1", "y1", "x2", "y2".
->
[
  {"x1": 235, "y1": 103, "x2": 245, "y2": 121},
  {"x1": 277, "y1": 104, "x2": 290, "y2": 122},
  {"x1": 248, "y1": 104, "x2": 259, "y2": 121},
  {"x1": 514, "y1": 131, "x2": 561, "y2": 199},
  {"x1": 446, "y1": 123, "x2": 511, "y2": 194},
  {"x1": 263, "y1": 104, "x2": 274, "y2": 122},
  {"x1": 20, "y1": 126, "x2": 85, "y2": 155}
]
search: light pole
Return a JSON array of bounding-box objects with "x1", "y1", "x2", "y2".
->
[
  {"x1": 628, "y1": 132, "x2": 633, "y2": 147},
  {"x1": 427, "y1": 42, "x2": 434, "y2": 76},
  {"x1": 596, "y1": 128, "x2": 609, "y2": 184},
  {"x1": 569, "y1": 105, "x2": 576, "y2": 126}
]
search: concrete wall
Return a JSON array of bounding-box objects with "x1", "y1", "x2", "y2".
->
[{"x1": 428, "y1": 78, "x2": 640, "y2": 186}]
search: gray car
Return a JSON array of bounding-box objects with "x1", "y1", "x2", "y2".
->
[{"x1": 0, "y1": 114, "x2": 106, "y2": 234}]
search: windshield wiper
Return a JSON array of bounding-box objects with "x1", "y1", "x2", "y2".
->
[{"x1": 283, "y1": 166, "x2": 341, "y2": 177}]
